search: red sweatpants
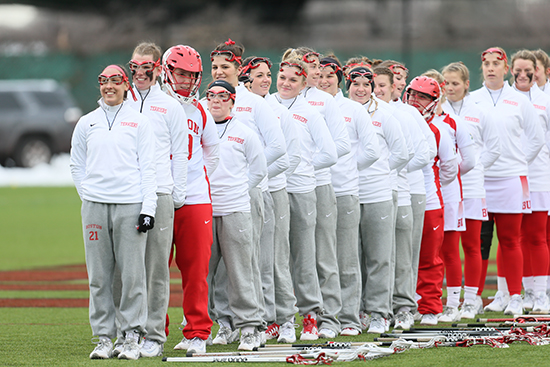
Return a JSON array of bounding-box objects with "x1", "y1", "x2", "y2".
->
[
  {"x1": 172, "y1": 203, "x2": 214, "y2": 340},
  {"x1": 440, "y1": 230, "x2": 462, "y2": 287},
  {"x1": 417, "y1": 208, "x2": 445, "y2": 315},
  {"x1": 521, "y1": 211, "x2": 549, "y2": 278},
  {"x1": 493, "y1": 213, "x2": 523, "y2": 295},
  {"x1": 459, "y1": 219, "x2": 483, "y2": 288}
]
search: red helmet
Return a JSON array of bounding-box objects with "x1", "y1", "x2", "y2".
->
[
  {"x1": 161, "y1": 45, "x2": 202, "y2": 104},
  {"x1": 403, "y1": 76, "x2": 441, "y2": 121}
]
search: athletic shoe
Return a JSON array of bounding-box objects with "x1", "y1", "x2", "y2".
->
[
  {"x1": 253, "y1": 329, "x2": 262, "y2": 348},
  {"x1": 278, "y1": 321, "x2": 297, "y2": 343},
  {"x1": 187, "y1": 337, "x2": 206, "y2": 354},
  {"x1": 173, "y1": 336, "x2": 190, "y2": 350},
  {"x1": 438, "y1": 306, "x2": 460, "y2": 322},
  {"x1": 318, "y1": 328, "x2": 336, "y2": 339},
  {"x1": 420, "y1": 314, "x2": 438, "y2": 326},
  {"x1": 359, "y1": 311, "x2": 370, "y2": 330},
  {"x1": 532, "y1": 291, "x2": 550, "y2": 314},
  {"x1": 89, "y1": 337, "x2": 113, "y2": 359},
  {"x1": 393, "y1": 311, "x2": 412, "y2": 330},
  {"x1": 238, "y1": 332, "x2": 256, "y2": 351},
  {"x1": 484, "y1": 291, "x2": 510, "y2": 312},
  {"x1": 266, "y1": 323, "x2": 280, "y2": 340},
  {"x1": 504, "y1": 294, "x2": 523, "y2": 315},
  {"x1": 523, "y1": 289, "x2": 535, "y2": 310},
  {"x1": 460, "y1": 302, "x2": 477, "y2": 319},
  {"x1": 340, "y1": 327, "x2": 360, "y2": 336},
  {"x1": 213, "y1": 327, "x2": 239, "y2": 345},
  {"x1": 367, "y1": 314, "x2": 386, "y2": 334},
  {"x1": 300, "y1": 315, "x2": 318, "y2": 341},
  {"x1": 140, "y1": 339, "x2": 163, "y2": 357},
  {"x1": 474, "y1": 296, "x2": 484, "y2": 315},
  {"x1": 118, "y1": 331, "x2": 141, "y2": 360},
  {"x1": 412, "y1": 311, "x2": 423, "y2": 322},
  {"x1": 112, "y1": 339, "x2": 124, "y2": 358}
]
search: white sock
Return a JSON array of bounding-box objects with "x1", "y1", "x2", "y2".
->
[
  {"x1": 523, "y1": 276, "x2": 534, "y2": 292},
  {"x1": 398, "y1": 306, "x2": 411, "y2": 313},
  {"x1": 533, "y1": 275, "x2": 548, "y2": 294},
  {"x1": 463, "y1": 286, "x2": 478, "y2": 305},
  {"x1": 497, "y1": 276, "x2": 509, "y2": 294},
  {"x1": 446, "y1": 286, "x2": 461, "y2": 308},
  {"x1": 218, "y1": 317, "x2": 232, "y2": 330}
]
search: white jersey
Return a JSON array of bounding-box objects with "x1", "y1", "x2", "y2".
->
[
  {"x1": 390, "y1": 105, "x2": 431, "y2": 206},
  {"x1": 515, "y1": 83, "x2": 550, "y2": 192},
  {"x1": 181, "y1": 102, "x2": 220, "y2": 205},
  {"x1": 210, "y1": 117, "x2": 267, "y2": 216},
  {"x1": 358, "y1": 98, "x2": 409, "y2": 204},
  {"x1": 332, "y1": 90, "x2": 380, "y2": 197},
  {"x1": 470, "y1": 82, "x2": 544, "y2": 177},
  {"x1": 70, "y1": 99, "x2": 157, "y2": 216},
  {"x1": 443, "y1": 95, "x2": 500, "y2": 199},
  {"x1": 423, "y1": 116, "x2": 458, "y2": 211},
  {"x1": 265, "y1": 93, "x2": 301, "y2": 193},
  {"x1": 539, "y1": 80, "x2": 550, "y2": 96},
  {"x1": 391, "y1": 99, "x2": 437, "y2": 195},
  {"x1": 432, "y1": 111, "x2": 475, "y2": 206},
  {"x1": 233, "y1": 84, "x2": 286, "y2": 192},
  {"x1": 274, "y1": 93, "x2": 337, "y2": 194},
  {"x1": 303, "y1": 86, "x2": 350, "y2": 186},
  {"x1": 128, "y1": 83, "x2": 188, "y2": 208}
]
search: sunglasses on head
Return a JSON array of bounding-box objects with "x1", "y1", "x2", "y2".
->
[
  {"x1": 280, "y1": 62, "x2": 308, "y2": 77},
  {"x1": 210, "y1": 50, "x2": 242, "y2": 65},
  {"x1": 302, "y1": 51, "x2": 320, "y2": 64},
  {"x1": 482, "y1": 48, "x2": 507, "y2": 62},
  {"x1": 320, "y1": 62, "x2": 342, "y2": 73},
  {"x1": 241, "y1": 57, "x2": 273, "y2": 76},
  {"x1": 98, "y1": 74, "x2": 126, "y2": 85},
  {"x1": 128, "y1": 59, "x2": 160, "y2": 72},
  {"x1": 347, "y1": 70, "x2": 374, "y2": 82},
  {"x1": 206, "y1": 90, "x2": 235, "y2": 102}
]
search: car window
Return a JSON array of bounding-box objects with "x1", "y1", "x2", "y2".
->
[
  {"x1": 0, "y1": 92, "x2": 24, "y2": 111},
  {"x1": 29, "y1": 91, "x2": 66, "y2": 108}
]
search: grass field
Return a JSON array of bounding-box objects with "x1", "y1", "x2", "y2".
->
[{"x1": 1, "y1": 187, "x2": 544, "y2": 366}]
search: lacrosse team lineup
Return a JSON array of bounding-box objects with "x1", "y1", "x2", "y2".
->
[{"x1": 68, "y1": 39, "x2": 550, "y2": 360}]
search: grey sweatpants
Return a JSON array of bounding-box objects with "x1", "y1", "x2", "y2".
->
[
  {"x1": 315, "y1": 184, "x2": 341, "y2": 333},
  {"x1": 335, "y1": 195, "x2": 361, "y2": 331},
  {"x1": 393, "y1": 205, "x2": 416, "y2": 312},
  {"x1": 289, "y1": 190, "x2": 323, "y2": 315},
  {"x1": 259, "y1": 191, "x2": 276, "y2": 324},
  {"x1": 410, "y1": 194, "x2": 427, "y2": 289},
  {"x1": 359, "y1": 199, "x2": 395, "y2": 318},
  {"x1": 271, "y1": 188, "x2": 298, "y2": 324},
  {"x1": 82, "y1": 200, "x2": 147, "y2": 339},
  {"x1": 207, "y1": 212, "x2": 262, "y2": 329}
]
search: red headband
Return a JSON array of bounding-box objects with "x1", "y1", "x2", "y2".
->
[
  {"x1": 482, "y1": 48, "x2": 508, "y2": 63},
  {"x1": 280, "y1": 62, "x2": 308, "y2": 77},
  {"x1": 104, "y1": 64, "x2": 137, "y2": 101}
]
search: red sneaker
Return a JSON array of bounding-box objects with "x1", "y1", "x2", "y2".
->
[
  {"x1": 266, "y1": 323, "x2": 280, "y2": 340},
  {"x1": 300, "y1": 315, "x2": 318, "y2": 341}
]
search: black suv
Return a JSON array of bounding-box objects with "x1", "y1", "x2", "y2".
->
[{"x1": 0, "y1": 79, "x2": 82, "y2": 167}]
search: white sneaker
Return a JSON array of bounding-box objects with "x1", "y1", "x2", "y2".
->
[
  {"x1": 438, "y1": 306, "x2": 461, "y2": 322},
  {"x1": 318, "y1": 328, "x2": 336, "y2": 339},
  {"x1": 420, "y1": 314, "x2": 438, "y2": 326},
  {"x1": 173, "y1": 336, "x2": 190, "y2": 350},
  {"x1": 393, "y1": 311, "x2": 412, "y2": 330},
  {"x1": 367, "y1": 314, "x2": 386, "y2": 334},
  {"x1": 523, "y1": 289, "x2": 535, "y2": 310},
  {"x1": 111, "y1": 339, "x2": 124, "y2": 358},
  {"x1": 238, "y1": 332, "x2": 256, "y2": 351},
  {"x1": 140, "y1": 339, "x2": 163, "y2": 357},
  {"x1": 359, "y1": 311, "x2": 370, "y2": 330},
  {"x1": 89, "y1": 337, "x2": 113, "y2": 359},
  {"x1": 278, "y1": 321, "x2": 297, "y2": 343},
  {"x1": 504, "y1": 294, "x2": 523, "y2": 315},
  {"x1": 460, "y1": 302, "x2": 477, "y2": 319},
  {"x1": 118, "y1": 331, "x2": 141, "y2": 360},
  {"x1": 532, "y1": 291, "x2": 550, "y2": 314},
  {"x1": 213, "y1": 327, "x2": 239, "y2": 345},
  {"x1": 412, "y1": 311, "x2": 423, "y2": 322},
  {"x1": 340, "y1": 327, "x2": 360, "y2": 336},
  {"x1": 474, "y1": 296, "x2": 484, "y2": 315},
  {"x1": 253, "y1": 329, "x2": 262, "y2": 348},
  {"x1": 484, "y1": 291, "x2": 510, "y2": 312},
  {"x1": 187, "y1": 337, "x2": 206, "y2": 354}
]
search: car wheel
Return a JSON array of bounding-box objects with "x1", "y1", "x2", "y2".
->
[{"x1": 14, "y1": 137, "x2": 52, "y2": 168}]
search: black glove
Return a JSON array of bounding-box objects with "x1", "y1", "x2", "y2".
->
[{"x1": 137, "y1": 214, "x2": 155, "y2": 233}]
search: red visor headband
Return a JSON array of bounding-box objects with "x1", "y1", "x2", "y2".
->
[
  {"x1": 241, "y1": 57, "x2": 273, "y2": 76},
  {"x1": 280, "y1": 62, "x2": 308, "y2": 77},
  {"x1": 320, "y1": 62, "x2": 342, "y2": 74},
  {"x1": 482, "y1": 48, "x2": 508, "y2": 63},
  {"x1": 302, "y1": 51, "x2": 320, "y2": 64},
  {"x1": 102, "y1": 65, "x2": 137, "y2": 101},
  {"x1": 388, "y1": 64, "x2": 409, "y2": 75},
  {"x1": 210, "y1": 50, "x2": 242, "y2": 65}
]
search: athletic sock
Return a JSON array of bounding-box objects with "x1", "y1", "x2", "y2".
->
[
  {"x1": 523, "y1": 276, "x2": 534, "y2": 292},
  {"x1": 497, "y1": 276, "x2": 509, "y2": 294},
  {"x1": 463, "y1": 286, "x2": 478, "y2": 305},
  {"x1": 446, "y1": 286, "x2": 461, "y2": 308},
  {"x1": 533, "y1": 275, "x2": 548, "y2": 294}
]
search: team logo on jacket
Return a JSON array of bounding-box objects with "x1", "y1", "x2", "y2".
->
[
  {"x1": 372, "y1": 120, "x2": 381, "y2": 127},
  {"x1": 503, "y1": 99, "x2": 518, "y2": 106},
  {"x1": 464, "y1": 116, "x2": 480, "y2": 123},
  {"x1": 121, "y1": 122, "x2": 138, "y2": 128},
  {"x1": 228, "y1": 136, "x2": 244, "y2": 144},
  {"x1": 344, "y1": 116, "x2": 352, "y2": 123},
  {"x1": 534, "y1": 104, "x2": 546, "y2": 111},
  {"x1": 86, "y1": 224, "x2": 103, "y2": 230},
  {"x1": 308, "y1": 101, "x2": 324, "y2": 106},
  {"x1": 236, "y1": 107, "x2": 252, "y2": 113},
  {"x1": 150, "y1": 106, "x2": 167, "y2": 114},
  {"x1": 293, "y1": 114, "x2": 308, "y2": 123}
]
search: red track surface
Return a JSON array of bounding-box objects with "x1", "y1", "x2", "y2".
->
[{"x1": 0, "y1": 263, "x2": 496, "y2": 307}]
